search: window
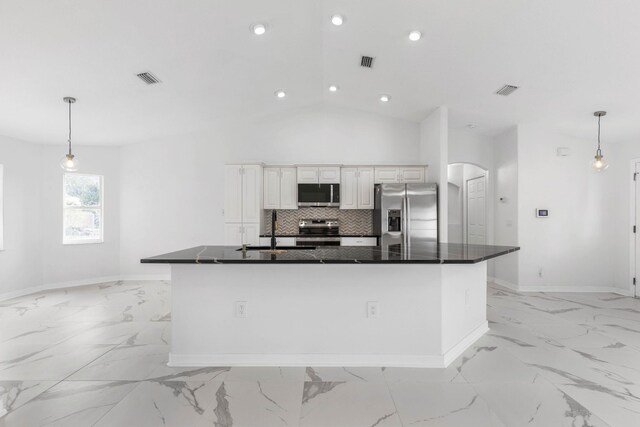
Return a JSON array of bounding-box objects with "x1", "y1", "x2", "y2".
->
[{"x1": 63, "y1": 174, "x2": 103, "y2": 244}]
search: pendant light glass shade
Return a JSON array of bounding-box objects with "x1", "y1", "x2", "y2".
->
[
  {"x1": 60, "y1": 153, "x2": 79, "y2": 171},
  {"x1": 60, "y1": 97, "x2": 79, "y2": 172},
  {"x1": 591, "y1": 111, "x2": 608, "y2": 172}
]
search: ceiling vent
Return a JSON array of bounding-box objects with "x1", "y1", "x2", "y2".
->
[
  {"x1": 495, "y1": 84, "x2": 519, "y2": 96},
  {"x1": 136, "y1": 72, "x2": 161, "y2": 85},
  {"x1": 360, "y1": 56, "x2": 374, "y2": 68}
]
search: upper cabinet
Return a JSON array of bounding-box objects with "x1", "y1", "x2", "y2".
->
[
  {"x1": 224, "y1": 164, "x2": 262, "y2": 223},
  {"x1": 264, "y1": 167, "x2": 297, "y2": 210},
  {"x1": 374, "y1": 167, "x2": 425, "y2": 184},
  {"x1": 297, "y1": 166, "x2": 340, "y2": 184},
  {"x1": 340, "y1": 167, "x2": 374, "y2": 210}
]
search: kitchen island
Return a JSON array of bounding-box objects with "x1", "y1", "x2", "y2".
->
[{"x1": 142, "y1": 243, "x2": 519, "y2": 368}]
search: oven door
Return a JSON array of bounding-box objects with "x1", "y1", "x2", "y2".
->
[
  {"x1": 298, "y1": 184, "x2": 340, "y2": 207},
  {"x1": 296, "y1": 237, "x2": 341, "y2": 247}
]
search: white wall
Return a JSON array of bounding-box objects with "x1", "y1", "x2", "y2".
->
[
  {"x1": 492, "y1": 128, "x2": 519, "y2": 286},
  {"x1": 0, "y1": 136, "x2": 43, "y2": 295},
  {"x1": 120, "y1": 105, "x2": 421, "y2": 276},
  {"x1": 420, "y1": 107, "x2": 448, "y2": 241},
  {"x1": 517, "y1": 125, "x2": 615, "y2": 290},
  {"x1": 41, "y1": 145, "x2": 121, "y2": 285}
]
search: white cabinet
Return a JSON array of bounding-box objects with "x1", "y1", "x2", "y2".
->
[
  {"x1": 259, "y1": 237, "x2": 296, "y2": 246},
  {"x1": 297, "y1": 167, "x2": 319, "y2": 183},
  {"x1": 318, "y1": 167, "x2": 340, "y2": 183},
  {"x1": 340, "y1": 237, "x2": 378, "y2": 246},
  {"x1": 224, "y1": 164, "x2": 262, "y2": 246},
  {"x1": 225, "y1": 224, "x2": 260, "y2": 246},
  {"x1": 357, "y1": 168, "x2": 374, "y2": 209},
  {"x1": 374, "y1": 167, "x2": 425, "y2": 184},
  {"x1": 340, "y1": 167, "x2": 374, "y2": 210},
  {"x1": 297, "y1": 166, "x2": 340, "y2": 184},
  {"x1": 264, "y1": 167, "x2": 298, "y2": 209},
  {"x1": 280, "y1": 168, "x2": 298, "y2": 209}
]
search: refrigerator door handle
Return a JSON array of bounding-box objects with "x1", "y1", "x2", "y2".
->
[{"x1": 406, "y1": 196, "x2": 411, "y2": 248}]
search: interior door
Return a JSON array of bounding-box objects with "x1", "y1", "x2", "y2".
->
[
  {"x1": 635, "y1": 162, "x2": 640, "y2": 297},
  {"x1": 467, "y1": 176, "x2": 486, "y2": 245},
  {"x1": 407, "y1": 183, "x2": 438, "y2": 245}
]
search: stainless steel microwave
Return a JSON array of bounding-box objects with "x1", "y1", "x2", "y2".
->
[{"x1": 297, "y1": 184, "x2": 340, "y2": 207}]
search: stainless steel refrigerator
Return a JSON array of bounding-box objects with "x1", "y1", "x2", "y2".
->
[{"x1": 373, "y1": 183, "x2": 438, "y2": 251}]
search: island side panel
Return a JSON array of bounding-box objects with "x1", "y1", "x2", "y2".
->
[
  {"x1": 169, "y1": 263, "x2": 446, "y2": 367},
  {"x1": 440, "y1": 261, "x2": 489, "y2": 366}
]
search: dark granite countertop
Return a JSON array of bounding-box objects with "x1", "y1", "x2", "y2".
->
[
  {"x1": 259, "y1": 234, "x2": 379, "y2": 238},
  {"x1": 141, "y1": 243, "x2": 519, "y2": 265}
]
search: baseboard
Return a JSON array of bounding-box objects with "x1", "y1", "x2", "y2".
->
[
  {"x1": 168, "y1": 353, "x2": 447, "y2": 368},
  {"x1": 488, "y1": 277, "x2": 633, "y2": 296},
  {"x1": 442, "y1": 321, "x2": 489, "y2": 367},
  {"x1": 0, "y1": 274, "x2": 170, "y2": 302}
]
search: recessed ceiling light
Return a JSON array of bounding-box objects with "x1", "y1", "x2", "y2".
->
[
  {"x1": 379, "y1": 94, "x2": 391, "y2": 103},
  {"x1": 331, "y1": 14, "x2": 344, "y2": 26},
  {"x1": 408, "y1": 30, "x2": 422, "y2": 41},
  {"x1": 274, "y1": 89, "x2": 286, "y2": 98},
  {"x1": 329, "y1": 85, "x2": 339, "y2": 92},
  {"x1": 252, "y1": 23, "x2": 267, "y2": 35}
]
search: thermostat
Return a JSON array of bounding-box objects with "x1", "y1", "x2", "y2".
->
[{"x1": 536, "y1": 209, "x2": 549, "y2": 218}]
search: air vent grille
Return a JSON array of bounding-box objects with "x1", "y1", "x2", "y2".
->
[
  {"x1": 360, "y1": 56, "x2": 374, "y2": 68},
  {"x1": 136, "y1": 72, "x2": 161, "y2": 85},
  {"x1": 495, "y1": 84, "x2": 519, "y2": 96}
]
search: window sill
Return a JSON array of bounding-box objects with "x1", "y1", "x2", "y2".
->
[{"x1": 63, "y1": 240, "x2": 104, "y2": 246}]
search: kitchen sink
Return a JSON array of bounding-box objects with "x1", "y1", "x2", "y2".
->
[{"x1": 235, "y1": 246, "x2": 316, "y2": 251}]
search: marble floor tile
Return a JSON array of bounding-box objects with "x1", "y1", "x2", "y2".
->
[
  {"x1": 382, "y1": 366, "x2": 466, "y2": 384},
  {"x1": 388, "y1": 381, "x2": 505, "y2": 427},
  {"x1": 557, "y1": 382, "x2": 640, "y2": 427},
  {"x1": 226, "y1": 366, "x2": 305, "y2": 383},
  {"x1": 0, "y1": 342, "x2": 115, "y2": 381},
  {"x1": 95, "y1": 380, "x2": 304, "y2": 427},
  {"x1": 0, "y1": 381, "x2": 57, "y2": 418},
  {"x1": 470, "y1": 376, "x2": 610, "y2": 426},
  {"x1": 300, "y1": 381, "x2": 401, "y2": 427},
  {"x1": 453, "y1": 345, "x2": 539, "y2": 383},
  {"x1": 68, "y1": 344, "x2": 169, "y2": 381},
  {"x1": 304, "y1": 366, "x2": 386, "y2": 382},
  {"x1": 0, "y1": 380, "x2": 138, "y2": 427}
]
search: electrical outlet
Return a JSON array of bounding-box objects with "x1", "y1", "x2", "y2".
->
[
  {"x1": 367, "y1": 301, "x2": 379, "y2": 319},
  {"x1": 235, "y1": 301, "x2": 247, "y2": 318}
]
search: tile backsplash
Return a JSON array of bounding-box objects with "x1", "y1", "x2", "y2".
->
[{"x1": 264, "y1": 208, "x2": 374, "y2": 235}]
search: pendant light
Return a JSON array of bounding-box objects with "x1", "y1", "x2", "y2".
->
[
  {"x1": 591, "y1": 111, "x2": 608, "y2": 172},
  {"x1": 60, "y1": 97, "x2": 79, "y2": 171}
]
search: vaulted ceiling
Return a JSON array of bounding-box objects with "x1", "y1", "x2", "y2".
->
[{"x1": 1, "y1": 0, "x2": 639, "y2": 145}]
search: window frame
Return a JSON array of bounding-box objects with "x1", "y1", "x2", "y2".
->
[{"x1": 62, "y1": 173, "x2": 104, "y2": 245}]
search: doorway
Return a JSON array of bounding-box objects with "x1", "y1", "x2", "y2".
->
[
  {"x1": 447, "y1": 163, "x2": 488, "y2": 245},
  {"x1": 634, "y1": 161, "x2": 640, "y2": 297}
]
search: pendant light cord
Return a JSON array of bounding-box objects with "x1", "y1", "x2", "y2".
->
[
  {"x1": 596, "y1": 114, "x2": 602, "y2": 156},
  {"x1": 67, "y1": 100, "x2": 72, "y2": 156}
]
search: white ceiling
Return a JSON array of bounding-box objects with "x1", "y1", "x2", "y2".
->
[{"x1": 1, "y1": 0, "x2": 639, "y2": 145}]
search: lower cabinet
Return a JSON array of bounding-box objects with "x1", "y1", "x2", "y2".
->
[
  {"x1": 340, "y1": 237, "x2": 378, "y2": 246},
  {"x1": 259, "y1": 237, "x2": 296, "y2": 246},
  {"x1": 224, "y1": 223, "x2": 260, "y2": 246}
]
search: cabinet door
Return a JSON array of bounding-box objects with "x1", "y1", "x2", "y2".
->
[
  {"x1": 357, "y1": 168, "x2": 375, "y2": 209},
  {"x1": 242, "y1": 165, "x2": 262, "y2": 223},
  {"x1": 400, "y1": 167, "x2": 425, "y2": 183},
  {"x1": 263, "y1": 168, "x2": 281, "y2": 209},
  {"x1": 340, "y1": 168, "x2": 358, "y2": 210},
  {"x1": 242, "y1": 223, "x2": 260, "y2": 246},
  {"x1": 374, "y1": 167, "x2": 399, "y2": 183},
  {"x1": 297, "y1": 167, "x2": 318, "y2": 183},
  {"x1": 340, "y1": 237, "x2": 378, "y2": 246},
  {"x1": 318, "y1": 166, "x2": 341, "y2": 183},
  {"x1": 224, "y1": 165, "x2": 243, "y2": 222},
  {"x1": 280, "y1": 168, "x2": 298, "y2": 209},
  {"x1": 224, "y1": 223, "x2": 243, "y2": 246}
]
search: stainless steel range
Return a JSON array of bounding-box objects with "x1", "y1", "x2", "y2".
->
[{"x1": 297, "y1": 219, "x2": 340, "y2": 247}]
